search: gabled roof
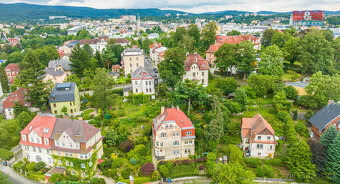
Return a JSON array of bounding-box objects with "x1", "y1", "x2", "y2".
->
[
  {"x1": 50, "y1": 118, "x2": 99, "y2": 143},
  {"x1": 79, "y1": 39, "x2": 97, "y2": 45},
  {"x1": 48, "y1": 59, "x2": 72, "y2": 71},
  {"x1": 242, "y1": 113, "x2": 275, "y2": 141},
  {"x1": 114, "y1": 38, "x2": 130, "y2": 44},
  {"x1": 44, "y1": 67, "x2": 65, "y2": 77},
  {"x1": 131, "y1": 66, "x2": 153, "y2": 80},
  {"x1": 309, "y1": 102, "x2": 340, "y2": 131},
  {"x1": 185, "y1": 54, "x2": 210, "y2": 71},
  {"x1": 20, "y1": 115, "x2": 57, "y2": 138},
  {"x1": 5, "y1": 63, "x2": 20, "y2": 72},
  {"x1": 154, "y1": 108, "x2": 194, "y2": 132},
  {"x1": 206, "y1": 43, "x2": 223, "y2": 53},
  {"x1": 3, "y1": 88, "x2": 28, "y2": 108}
]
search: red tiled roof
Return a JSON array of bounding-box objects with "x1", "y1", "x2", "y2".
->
[
  {"x1": 154, "y1": 108, "x2": 194, "y2": 132},
  {"x1": 5, "y1": 63, "x2": 20, "y2": 72},
  {"x1": 149, "y1": 42, "x2": 162, "y2": 49},
  {"x1": 215, "y1": 35, "x2": 260, "y2": 45},
  {"x1": 3, "y1": 88, "x2": 28, "y2": 109},
  {"x1": 242, "y1": 113, "x2": 275, "y2": 141},
  {"x1": 79, "y1": 39, "x2": 97, "y2": 45},
  {"x1": 111, "y1": 65, "x2": 120, "y2": 69},
  {"x1": 114, "y1": 38, "x2": 130, "y2": 44},
  {"x1": 20, "y1": 115, "x2": 57, "y2": 138},
  {"x1": 206, "y1": 43, "x2": 223, "y2": 53},
  {"x1": 185, "y1": 54, "x2": 210, "y2": 71}
]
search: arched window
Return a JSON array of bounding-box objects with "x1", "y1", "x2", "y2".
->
[
  {"x1": 173, "y1": 141, "x2": 179, "y2": 146},
  {"x1": 160, "y1": 133, "x2": 166, "y2": 138}
]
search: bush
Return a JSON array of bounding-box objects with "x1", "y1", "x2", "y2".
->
[
  {"x1": 255, "y1": 165, "x2": 274, "y2": 177},
  {"x1": 121, "y1": 170, "x2": 130, "y2": 179},
  {"x1": 119, "y1": 140, "x2": 134, "y2": 152},
  {"x1": 130, "y1": 158, "x2": 137, "y2": 165},
  {"x1": 111, "y1": 158, "x2": 123, "y2": 169},
  {"x1": 0, "y1": 149, "x2": 13, "y2": 160},
  {"x1": 295, "y1": 122, "x2": 310, "y2": 138},
  {"x1": 104, "y1": 114, "x2": 111, "y2": 120},
  {"x1": 90, "y1": 177, "x2": 106, "y2": 184},
  {"x1": 245, "y1": 158, "x2": 262, "y2": 168},
  {"x1": 141, "y1": 162, "x2": 155, "y2": 176},
  {"x1": 34, "y1": 162, "x2": 46, "y2": 171},
  {"x1": 26, "y1": 162, "x2": 36, "y2": 171}
]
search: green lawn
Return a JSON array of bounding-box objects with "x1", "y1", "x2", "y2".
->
[{"x1": 171, "y1": 164, "x2": 199, "y2": 178}]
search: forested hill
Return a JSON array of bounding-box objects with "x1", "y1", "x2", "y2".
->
[{"x1": 0, "y1": 3, "x2": 186, "y2": 22}]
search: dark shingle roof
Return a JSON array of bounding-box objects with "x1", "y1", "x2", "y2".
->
[
  {"x1": 49, "y1": 82, "x2": 77, "y2": 103},
  {"x1": 48, "y1": 59, "x2": 72, "y2": 71},
  {"x1": 309, "y1": 102, "x2": 340, "y2": 131},
  {"x1": 44, "y1": 67, "x2": 65, "y2": 77}
]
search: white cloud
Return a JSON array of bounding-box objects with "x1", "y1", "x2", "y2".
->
[{"x1": 0, "y1": 0, "x2": 339, "y2": 13}]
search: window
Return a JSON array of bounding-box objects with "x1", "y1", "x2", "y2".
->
[
  {"x1": 160, "y1": 133, "x2": 166, "y2": 138},
  {"x1": 81, "y1": 163, "x2": 85, "y2": 169},
  {"x1": 257, "y1": 136, "x2": 261, "y2": 140},
  {"x1": 71, "y1": 109, "x2": 73, "y2": 114},
  {"x1": 38, "y1": 148, "x2": 41, "y2": 152},
  {"x1": 58, "y1": 160, "x2": 62, "y2": 165},
  {"x1": 70, "y1": 153, "x2": 73, "y2": 157},
  {"x1": 80, "y1": 154, "x2": 83, "y2": 159},
  {"x1": 58, "y1": 151, "x2": 60, "y2": 155},
  {"x1": 71, "y1": 170, "x2": 75, "y2": 175},
  {"x1": 136, "y1": 57, "x2": 138, "y2": 61},
  {"x1": 156, "y1": 142, "x2": 159, "y2": 146},
  {"x1": 193, "y1": 72, "x2": 195, "y2": 77},
  {"x1": 70, "y1": 162, "x2": 73, "y2": 166},
  {"x1": 26, "y1": 154, "x2": 30, "y2": 159},
  {"x1": 65, "y1": 152, "x2": 68, "y2": 157},
  {"x1": 22, "y1": 135, "x2": 26, "y2": 141},
  {"x1": 173, "y1": 150, "x2": 177, "y2": 155},
  {"x1": 130, "y1": 63, "x2": 132, "y2": 67},
  {"x1": 70, "y1": 143, "x2": 73, "y2": 147},
  {"x1": 270, "y1": 145, "x2": 273, "y2": 150},
  {"x1": 62, "y1": 142, "x2": 65, "y2": 147},
  {"x1": 54, "y1": 110, "x2": 57, "y2": 114},
  {"x1": 257, "y1": 144, "x2": 263, "y2": 149},
  {"x1": 89, "y1": 161, "x2": 92, "y2": 167},
  {"x1": 137, "y1": 63, "x2": 139, "y2": 67},
  {"x1": 56, "y1": 141, "x2": 59, "y2": 146},
  {"x1": 44, "y1": 128, "x2": 49, "y2": 133},
  {"x1": 267, "y1": 136, "x2": 271, "y2": 140},
  {"x1": 70, "y1": 102, "x2": 72, "y2": 106},
  {"x1": 66, "y1": 161, "x2": 69, "y2": 166},
  {"x1": 44, "y1": 139, "x2": 49, "y2": 145},
  {"x1": 186, "y1": 131, "x2": 192, "y2": 136},
  {"x1": 173, "y1": 141, "x2": 179, "y2": 146},
  {"x1": 202, "y1": 72, "x2": 204, "y2": 76},
  {"x1": 47, "y1": 149, "x2": 51, "y2": 154},
  {"x1": 29, "y1": 126, "x2": 32, "y2": 131},
  {"x1": 165, "y1": 125, "x2": 168, "y2": 128},
  {"x1": 160, "y1": 142, "x2": 163, "y2": 147},
  {"x1": 176, "y1": 132, "x2": 179, "y2": 136},
  {"x1": 33, "y1": 147, "x2": 36, "y2": 152},
  {"x1": 145, "y1": 81, "x2": 148, "y2": 85},
  {"x1": 149, "y1": 81, "x2": 151, "y2": 85},
  {"x1": 258, "y1": 153, "x2": 261, "y2": 156},
  {"x1": 135, "y1": 81, "x2": 137, "y2": 85}
]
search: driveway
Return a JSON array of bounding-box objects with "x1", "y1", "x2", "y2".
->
[{"x1": 0, "y1": 164, "x2": 38, "y2": 184}]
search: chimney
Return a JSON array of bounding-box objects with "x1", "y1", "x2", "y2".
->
[
  {"x1": 186, "y1": 52, "x2": 189, "y2": 56},
  {"x1": 194, "y1": 52, "x2": 197, "y2": 55},
  {"x1": 328, "y1": 100, "x2": 334, "y2": 106},
  {"x1": 161, "y1": 106, "x2": 165, "y2": 114},
  {"x1": 176, "y1": 106, "x2": 179, "y2": 112}
]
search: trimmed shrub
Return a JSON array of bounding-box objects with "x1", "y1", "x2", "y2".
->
[
  {"x1": 255, "y1": 165, "x2": 274, "y2": 177},
  {"x1": 245, "y1": 158, "x2": 262, "y2": 168},
  {"x1": 119, "y1": 140, "x2": 134, "y2": 152},
  {"x1": 121, "y1": 170, "x2": 130, "y2": 179},
  {"x1": 140, "y1": 162, "x2": 155, "y2": 176},
  {"x1": 130, "y1": 158, "x2": 137, "y2": 165},
  {"x1": 34, "y1": 161, "x2": 46, "y2": 171}
]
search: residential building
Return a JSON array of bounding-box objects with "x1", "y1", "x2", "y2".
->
[
  {"x1": 111, "y1": 65, "x2": 120, "y2": 73},
  {"x1": 152, "y1": 107, "x2": 195, "y2": 160},
  {"x1": 183, "y1": 53, "x2": 210, "y2": 87},
  {"x1": 20, "y1": 115, "x2": 104, "y2": 178},
  {"x1": 4, "y1": 63, "x2": 20, "y2": 86},
  {"x1": 49, "y1": 82, "x2": 80, "y2": 115},
  {"x1": 149, "y1": 42, "x2": 167, "y2": 66},
  {"x1": 241, "y1": 113, "x2": 276, "y2": 158},
  {"x1": 79, "y1": 36, "x2": 109, "y2": 54},
  {"x1": 48, "y1": 59, "x2": 72, "y2": 77},
  {"x1": 121, "y1": 48, "x2": 145, "y2": 77},
  {"x1": 8, "y1": 37, "x2": 20, "y2": 45},
  {"x1": 206, "y1": 35, "x2": 261, "y2": 63},
  {"x1": 43, "y1": 67, "x2": 67, "y2": 84},
  {"x1": 131, "y1": 61, "x2": 158, "y2": 95},
  {"x1": 3, "y1": 88, "x2": 30, "y2": 119},
  {"x1": 113, "y1": 38, "x2": 131, "y2": 47},
  {"x1": 67, "y1": 26, "x2": 85, "y2": 36},
  {"x1": 309, "y1": 100, "x2": 340, "y2": 139}
]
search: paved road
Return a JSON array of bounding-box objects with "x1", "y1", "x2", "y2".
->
[
  {"x1": 0, "y1": 164, "x2": 38, "y2": 184},
  {"x1": 80, "y1": 84, "x2": 132, "y2": 96}
]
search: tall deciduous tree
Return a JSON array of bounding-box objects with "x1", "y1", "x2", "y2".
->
[
  {"x1": 258, "y1": 45, "x2": 284, "y2": 77},
  {"x1": 206, "y1": 152, "x2": 217, "y2": 177},
  {"x1": 237, "y1": 41, "x2": 256, "y2": 79},
  {"x1": 158, "y1": 47, "x2": 186, "y2": 88},
  {"x1": 0, "y1": 65, "x2": 10, "y2": 93},
  {"x1": 213, "y1": 162, "x2": 255, "y2": 184},
  {"x1": 299, "y1": 30, "x2": 334, "y2": 75},
  {"x1": 284, "y1": 141, "x2": 316, "y2": 182},
  {"x1": 215, "y1": 43, "x2": 239, "y2": 76},
  {"x1": 261, "y1": 29, "x2": 277, "y2": 48},
  {"x1": 305, "y1": 72, "x2": 340, "y2": 102},
  {"x1": 326, "y1": 131, "x2": 340, "y2": 183},
  {"x1": 188, "y1": 24, "x2": 200, "y2": 47},
  {"x1": 200, "y1": 23, "x2": 217, "y2": 52},
  {"x1": 205, "y1": 96, "x2": 224, "y2": 151},
  {"x1": 282, "y1": 36, "x2": 300, "y2": 68},
  {"x1": 18, "y1": 51, "x2": 49, "y2": 109},
  {"x1": 174, "y1": 79, "x2": 208, "y2": 115},
  {"x1": 92, "y1": 68, "x2": 115, "y2": 110}
]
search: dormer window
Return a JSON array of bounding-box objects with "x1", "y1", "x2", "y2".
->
[
  {"x1": 29, "y1": 126, "x2": 32, "y2": 131},
  {"x1": 43, "y1": 128, "x2": 49, "y2": 133},
  {"x1": 186, "y1": 131, "x2": 192, "y2": 136},
  {"x1": 258, "y1": 136, "x2": 261, "y2": 140}
]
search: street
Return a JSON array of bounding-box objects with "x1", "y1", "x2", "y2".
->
[{"x1": 0, "y1": 164, "x2": 38, "y2": 184}]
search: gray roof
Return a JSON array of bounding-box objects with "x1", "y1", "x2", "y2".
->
[
  {"x1": 50, "y1": 118, "x2": 99, "y2": 143},
  {"x1": 49, "y1": 82, "x2": 77, "y2": 103},
  {"x1": 44, "y1": 67, "x2": 65, "y2": 77},
  {"x1": 309, "y1": 102, "x2": 340, "y2": 131},
  {"x1": 48, "y1": 59, "x2": 72, "y2": 71},
  {"x1": 285, "y1": 81, "x2": 310, "y2": 88},
  {"x1": 131, "y1": 60, "x2": 158, "y2": 79}
]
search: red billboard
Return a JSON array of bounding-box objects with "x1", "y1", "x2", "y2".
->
[{"x1": 292, "y1": 10, "x2": 324, "y2": 21}]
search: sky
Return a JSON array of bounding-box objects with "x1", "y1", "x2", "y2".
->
[{"x1": 1, "y1": 0, "x2": 339, "y2": 13}]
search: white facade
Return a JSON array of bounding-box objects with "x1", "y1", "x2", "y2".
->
[
  {"x1": 183, "y1": 63, "x2": 209, "y2": 87},
  {"x1": 132, "y1": 79, "x2": 155, "y2": 95},
  {"x1": 4, "y1": 108, "x2": 14, "y2": 120},
  {"x1": 121, "y1": 49, "x2": 145, "y2": 77},
  {"x1": 242, "y1": 134, "x2": 276, "y2": 158}
]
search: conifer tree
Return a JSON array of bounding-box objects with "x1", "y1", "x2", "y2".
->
[
  {"x1": 326, "y1": 131, "x2": 340, "y2": 183},
  {"x1": 320, "y1": 125, "x2": 337, "y2": 149}
]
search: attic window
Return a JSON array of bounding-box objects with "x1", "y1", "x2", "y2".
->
[
  {"x1": 202, "y1": 64, "x2": 205, "y2": 67},
  {"x1": 52, "y1": 97, "x2": 55, "y2": 100},
  {"x1": 29, "y1": 126, "x2": 32, "y2": 131},
  {"x1": 43, "y1": 128, "x2": 49, "y2": 133}
]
